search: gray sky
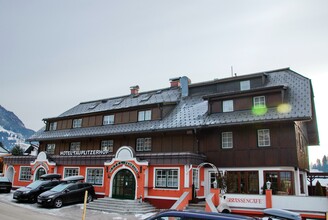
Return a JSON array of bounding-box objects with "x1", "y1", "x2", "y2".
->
[{"x1": 1, "y1": 0, "x2": 327, "y2": 163}]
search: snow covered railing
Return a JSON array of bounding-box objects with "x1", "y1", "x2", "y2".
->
[
  {"x1": 205, "y1": 193, "x2": 219, "y2": 213},
  {"x1": 170, "y1": 190, "x2": 191, "y2": 210}
]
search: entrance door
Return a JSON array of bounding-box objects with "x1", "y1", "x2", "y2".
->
[
  {"x1": 35, "y1": 167, "x2": 46, "y2": 180},
  {"x1": 205, "y1": 170, "x2": 217, "y2": 196},
  {"x1": 112, "y1": 169, "x2": 135, "y2": 200}
]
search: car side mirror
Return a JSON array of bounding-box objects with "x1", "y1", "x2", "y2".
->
[{"x1": 64, "y1": 189, "x2": 70, "y2": 193}]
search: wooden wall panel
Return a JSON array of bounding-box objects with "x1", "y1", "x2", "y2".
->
[
  {"x1": 267, "y1": 93, "x2": 282, "y2": 107},
  {"x1": 235, "y1": 97, "x2": 252, "y2": 111},
  {"x1": 122, "y1": 112, "x2": 130, "y2": 123},
  {"x1": 95, "y1": 115, "x2": 103, "y2": 126}
]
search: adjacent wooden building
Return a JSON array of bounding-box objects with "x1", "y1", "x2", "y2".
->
[{"x1": 3, "y1": 68, "x2": 319, "y2": 209}]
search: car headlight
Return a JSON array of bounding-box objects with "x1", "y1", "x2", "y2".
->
[
  {"x1": 48, "y1": 195, "x2": 55, "y2": 198},
  {"x1": 23, "y1": 191, "x2": 31, "y2": 194}
]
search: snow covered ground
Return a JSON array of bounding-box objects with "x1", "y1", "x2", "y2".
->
[{"x1": 0, "y1": 190, "x2": 156, "y2": 220}]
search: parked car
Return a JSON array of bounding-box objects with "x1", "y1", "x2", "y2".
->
[
  {"x1": 13, "y1": 174, "x2": 61, "y2": 202},
  {"x1": 262, "y1": 208, "x2": 302, "y2": 220},
  {"x1": 0, "y1": 177, "x2": 12, "y2": 193},
  {"x1": 37, "y1": 175, "x2": 95, "y2": 208},
  {"x1": 145, "y1": 210, "x2": 257, "y2": 220}
]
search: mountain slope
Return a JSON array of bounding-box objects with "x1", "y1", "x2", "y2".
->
[{"x1": 0, "y1": 105, "x2": 35, "y2": 151}]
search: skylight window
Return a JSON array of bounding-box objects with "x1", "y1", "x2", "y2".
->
[
  {"x1": 140, "y1": 94, "x2": 152, "y2": 102},
  {"x1": 88, "y1": 102, "x2": 100, "y2": 110},
  {"x1": 113, "y1": 99, "x2": 123, "y2": 106}
]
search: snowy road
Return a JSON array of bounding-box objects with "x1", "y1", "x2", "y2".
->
[{"x1": 0, "y1": 191, "x2": 154, "y2": 220}]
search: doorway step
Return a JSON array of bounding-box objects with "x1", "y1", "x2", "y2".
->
[
  {"x1": 185, "y1": 201, "x2": 206, "y2": 211},
  {"x1": 87, "y1": 197, "x2": 157, "y2": 214}
]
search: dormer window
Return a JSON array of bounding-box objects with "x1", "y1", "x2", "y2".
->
[
  {"x1": 222, "y1": 100, "x2": 234, "y2": 112},
  {"x1": 72, "y1": 119, "x2": 82, "y2": 128},
  {"x1": 138, "y1": 110, "x2": 151, "y2": 121},
  {"x1": 253, "y1": 96, "x2": 266, "y2": 107},
  {"x1": 103, "y1": 115, "x2": 115, "y2": 125},
  {"x1": 49, "y1": 122, "x2": 57, "y2": 131},
  {"x1": 240, "y1": 80, "x2": 250, "y2": 91}
]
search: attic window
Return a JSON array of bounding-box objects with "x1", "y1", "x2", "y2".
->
[
  {"x1": 240, "y1": 80, "x2": 250, "y2": 91},
  {"x1": 113, "y1": 99, "x2": 123, "y2": 106},
  {"x1": 49, "y1": 122, "x2": 57, "y2": 131},
  {"x1": 140, "y1": 94, "x2": 152, "y2": 102}
]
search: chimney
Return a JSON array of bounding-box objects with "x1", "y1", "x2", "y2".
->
[
  {"x1": 180, "y1": 76, "x2": 191, "y2": 97},
  {"x1": 169, "y1": 77, "x2": 181, "y2": 88},
  {"x1": 130, "y1": 85, "x2": 139, "y2": 96}
]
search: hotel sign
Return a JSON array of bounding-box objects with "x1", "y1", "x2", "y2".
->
[
  {"x1": 109, "y1": 161, "x2": 139, "y2": 174},
  {"x1": 60, "y1": 150, "x2": 110, "y2": 156}
]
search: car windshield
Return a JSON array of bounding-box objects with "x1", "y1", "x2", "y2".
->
[
  {"x1": 50, "y1": 183, "x2": 70, "y2": 192},
  {"x1": 26, "y1": 180, "x2": 46, "y2": 189}
]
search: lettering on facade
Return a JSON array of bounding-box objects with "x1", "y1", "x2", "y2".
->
[
  {"x1": 109, "y1": 161, "x2": 139, "y2": 174},
  {"x1": 59, "y1": 150, "x2": 110, "y2": 156},
  {"x1": 226, "y1": 198, "x2": 263, "y2": 204}
]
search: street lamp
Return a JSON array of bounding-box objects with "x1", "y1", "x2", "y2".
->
[{"x1": 266, "y1": 181, "x2": 271, "y2": 190}]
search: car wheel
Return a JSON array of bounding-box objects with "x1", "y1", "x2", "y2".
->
[
  {"x1": 54, "y1": 198, "x2": 63, "y2": 208},
  {"x1": 87, "y1": 194, "x2": 93, "y2": 203}
]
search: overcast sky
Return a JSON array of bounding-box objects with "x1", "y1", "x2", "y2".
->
[{"x1": 0, "y1": 0, "x2": 327, "y2": 163}]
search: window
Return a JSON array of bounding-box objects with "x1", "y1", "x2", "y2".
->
[
  {"x1": 70, "y1": 142, "x2": 81, "y2": 151},
  {"x1": 103, "y1": 115, "x2": 114, "y2": 125},
  {"x1": 240, "y1": 80, "x2": 250, "y2": 91},
  {"x1": 138, "y1": 110, "x2": 151, "y2": 121},
  {"x1": 136, "y1": 138, "x2": 151, "y2": 151},
  {"x1": 155, "y1": 169, "x2": 179, "y2": 189},
  {"x1": 192, "y1": 168, "x2": 199, "y2": 189},
  {"x1": 19, "y1": 167, "x2": 31, "y2": 181},
  {"x1": 86, "y1": 168, "x2": 104, "y2": 186},
  {"x1": 222, "y1": 132, "x2": 233, "y2": 149},
  {"x1": 253, "y1": 96, "x2": 266, "y2": 107},
  {"x1": 264, "y1": 171, "x2": 294, "y2": 195},
  {"x1": 49, "y1": 122, "x2": 57, "y2": 131},
  {"x1": 299, "y1": 174, "x2": 305, "y2": 194},
  {"x1": 64, "y1": 168, "x2": 79, "y2": 177},
  {"x1": 258, "y1": 129, "x2": 271, "y2": 147},
  {"x1": 222, "y1": 100, "x2": 233, "y2": 112},
  {"x1": 72, "y1": 119, "x2": 82, "y2": 128},
  {"x1": 101, "y1": 140, "x2": 113, "y2": 152},
  {"x1": 227, "y1": 171, "x2": 259, "y2": 194},
  {"x1": 46, "y1": 144, "x2": 56, "y2": 154}
]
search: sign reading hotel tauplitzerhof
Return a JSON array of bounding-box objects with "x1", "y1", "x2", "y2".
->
[{"x1": 60, "y1": 150, "x2": 110, "y2": 156}]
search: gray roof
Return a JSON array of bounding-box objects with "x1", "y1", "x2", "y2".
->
[
  {"x1": 29, "y1": 68, "x2": 316, "y2": 142},
  {"x1": 47, "y1": 87, "x2": 181, "y2": 119}
]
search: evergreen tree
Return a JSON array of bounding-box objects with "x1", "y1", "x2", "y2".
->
[
  {"x1": 322, "y1": 155, "x2": 328, "y2": 172},
  {"x1": 314, "y1": 181, "x2": 324, "y2": 196},
  {"x1": 11, "y1": 145, "x2": 24, "y2": 156}
]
